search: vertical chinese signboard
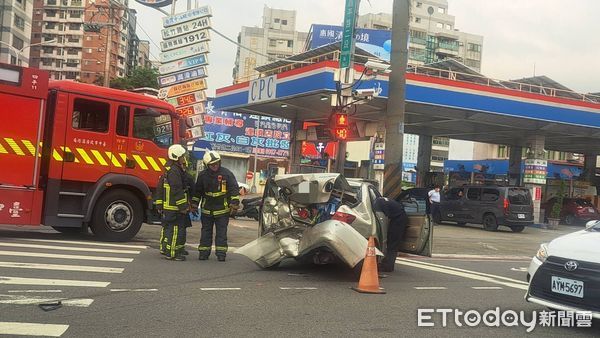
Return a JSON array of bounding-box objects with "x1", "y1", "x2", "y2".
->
[{"x1": 158, "y1": 6, "x2": 213, "y2": 141}]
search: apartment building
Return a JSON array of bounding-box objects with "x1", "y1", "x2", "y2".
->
[{"x1": 0, "y1": 0, "x2": 34, "y2": 66}]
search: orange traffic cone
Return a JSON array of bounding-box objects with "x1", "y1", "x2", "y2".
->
[{"x1": 352, "y1": 236, "x2": 386, "y2": 294}]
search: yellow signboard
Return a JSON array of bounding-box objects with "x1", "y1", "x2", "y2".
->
[{"x1": 158, "y1": 78, "x2": 207, "y2": 99}]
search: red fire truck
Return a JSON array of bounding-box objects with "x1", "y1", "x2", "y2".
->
[{"x1": 0, "y1": 63, "x2": 184, "y2": 241}]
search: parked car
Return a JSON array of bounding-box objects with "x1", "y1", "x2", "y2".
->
[
  {"x1": 236, "y1": 174, "x2": 432, "y2": 271},
  {"x1": 436, "y1": 185, "x2": 533, "y2": 232},
  {"x1": 397, "y1": 188, "x2": 430, "y2": 214},
  {"x1": 525, "y1": 220, "x2": 600, "y2": 318},
  {"x1": 541, "y1": 197, "x2": 600, "y2": 225}
]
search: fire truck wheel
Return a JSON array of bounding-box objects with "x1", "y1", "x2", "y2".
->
[{"x1": 91, "y1": 189, "x2": 143, "y2": 242}]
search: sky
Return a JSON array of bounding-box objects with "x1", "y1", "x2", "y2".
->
[{"x1": 130, "y1": 0, "x2": 600, "y2": 96}]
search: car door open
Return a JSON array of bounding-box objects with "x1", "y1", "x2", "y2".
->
[{"x1": 399, "y1": 202, "x2": 433, "y2": 257}]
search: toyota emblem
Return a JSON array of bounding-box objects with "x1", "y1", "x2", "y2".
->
[{"x1": 564, "y1": 260, "x2": 579, "y2": 272}]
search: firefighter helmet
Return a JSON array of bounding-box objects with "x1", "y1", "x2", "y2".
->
[
  {"x1": 203, "y1": 151, "x2": 221, "y2": 165},
  {"x1": 168, "y1": 144, "x2": 187, "y2": 161}
]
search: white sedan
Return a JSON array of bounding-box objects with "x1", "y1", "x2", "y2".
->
[{"x1": 525, "y1": 221, "x2": 600, "y2": 318}]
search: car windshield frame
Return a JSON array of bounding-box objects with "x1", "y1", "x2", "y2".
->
[{"x1": 507, "y1": 188, "x2": 531, "y2": 205}]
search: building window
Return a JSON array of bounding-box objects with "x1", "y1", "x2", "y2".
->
[
  {"x1": 416, "y1": 2, "x2": 422, "y2": 8},
  {"x1": 70, "y1": 11, "x2": 82, "y2": 19},
  {"x1": 268, "y1": 39, "x2": 276, "y2": 47},
  {"x1": 86, "y1": 48, "x2": 92, "y2": 53},
  {"x1": 46, "y1": 22, "x2": 56, "y2": 29},
  {"x1": 10, "y1": 55, "x2": 17, "y2": 65},
  {"x1": 282, "y1": 19, "x2": 288, "y2": 25},
  {"x1": 287, "y1": 40, "x2": 293, "y2": 48},
  {"x1": 274, "y1": 18, "x2": 280, "y2": 23},
  {"x1": 72, "y1": 98, "x2": 110, "y2": 133},
  {"x1": 47, "y1": 0, "x2": 57, "y2": 5},
  {"x1": 468, "y1": 43, "x2": 482, "y2": 52},
  {"x1": 446, "y1": 24, "x2": 452, "y2": 30},
  {"x1": 69, "y1": 23, "x2": 81, "y2": 30},
  {"x1": 498, "y1": 145, "x2": 507, "y2": 158},
  {"x1": 14, "y1": 15, "x2": 25, "y2": 30},
  {"x1": 12, "y1": 36, "x2": 24, "y2": 50},
  {"x1": 436, "y1": 22, "x2": 444, "y2": 29},
  {"x1": 86, "y1": 36, "x2": 92, "y2": 41},
  {"x1": 415, "y1": 17, "x2": 421, "y2": 23},
  {"x1": 438, "y1": 7, "x2": 446, "y2": 14},
  {"x1": 67, "y1": 49, "x2": 78, "y2": 55}
]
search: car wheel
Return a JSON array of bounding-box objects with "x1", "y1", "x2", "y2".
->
[
  {"x1": 511, "y1": 225, "x2": 525, "y2": 233},
  {"x1": 90, "y1": 189, "x2": 143, "y2": 242},
  {"x1": 482, "y1": 214, "x2": 498, "y2": 231},
  {"x1": 564, "y1": 214, "x2": 575, "y2": 225}
]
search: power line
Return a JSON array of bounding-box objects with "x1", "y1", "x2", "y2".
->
[
  {"x1": 209, "y1": 27, "x2": 313, "y2": 65},
  {"x1": 135, "y1": 22, "x2": 160, "y2": 61}
]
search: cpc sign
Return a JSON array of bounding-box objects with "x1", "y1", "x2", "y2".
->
[{"x1": 248, "y1": 75, "x2": 277, "y2": 104}]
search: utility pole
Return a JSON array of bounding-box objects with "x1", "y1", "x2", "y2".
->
[{"x1": 383, "y1": 0, "x2": 410, "y2": 199}]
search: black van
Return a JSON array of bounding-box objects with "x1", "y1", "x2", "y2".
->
[{"x1": 435, "y1": 185, "x2": 534, "y2": 232}]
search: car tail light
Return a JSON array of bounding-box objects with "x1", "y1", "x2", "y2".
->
[
  {"x1": 332, "y1": 212, "x2": 356, "y2": 224},
  {"x1": 503, "y1": 198, "x2": 510, "y2": 215},
  {"x1": 297, "y1": 208, "x2": 310, "y2": 220}
]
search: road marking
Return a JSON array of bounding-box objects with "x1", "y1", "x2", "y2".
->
[
  {"x1": 7, "y1": 290, "x2": 62, "y2": 293},
  {"x1": 279, "y1": 287, "x2": 318, "y2": 290},
  {"x1": 0, "y1": 251, "x2": 134, "y2": 263},
  {"x1": 510, "y1": 267, "x2": 528, "y2": 272},
  {"x1": 23, "y1": 239, "x2": 147, "y2": 249},
  {"x1": 110, "y1": 289, "x2": 158, "y2": 292},
  {"x1": 0, "y1": 322, "x2": 69, "y2": 337},
  {"x1": 472, "y1": 286, "x2": 503, "y2": 290},
  {"x1": 398, "y1": 258, "x2": 529, "y2": 286},
  {"x1": 396, "y1": 259, "x2": 528, "y2": 291},
  {"x1": 0, "y1": 242, "x2": 140, "y2": 255},
  {"x1": 429, "y1": 254, "x2": 532, "y2": 260},
  {"x1": 477, "y1": 242, "x2": 499, "y2": 251},
  {"x1": 199, "y1": 288, "x2": 241, "y2": 291},
  {"x1": 0, "y1": 276, "x2": 110, "y2": 288},
  {"x1": 0, "y1": 295, "x2": 93, "y2": 307},
  {"x1": 0, "y1": 261, "x2": 124, "y2": 274},
  {"x1": 413, "y1": 287, "x2": 447, "y2": 290}
]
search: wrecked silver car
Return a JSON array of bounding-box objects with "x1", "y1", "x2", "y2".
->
[{"x1": 236, "y1": 174, "x2": 432, "y2": 270}]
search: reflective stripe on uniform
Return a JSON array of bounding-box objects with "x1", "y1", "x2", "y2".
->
[
  {"x1": 198, "y1": 246, "x2": 211, "y2": 251},
  {"x1": 205, "y1": 191, "x2": 227, "y2": 197},
  {"x1": 215, "y1": 246, "x2": 228, "y2": 252},
  {"x1": 171, "y1": 226, "x2": 178, "y2": 257}
]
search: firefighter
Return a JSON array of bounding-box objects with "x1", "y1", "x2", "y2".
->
[
  {"x1": 192, "y1": 151, "x2": 240, "y2": 261},
  {"x1": 374, "y1": 197, "x2": 409, "y2": 272},
  {"x1": 158, "y1": 144, "x2": 191, "y2": 261}
]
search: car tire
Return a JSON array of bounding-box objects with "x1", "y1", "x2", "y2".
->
[
  {"x1": 90, "y1": 189, "x2": 143, "y2": 242},
  {"x1": 510, "y1": 225, "x2": 525, "y2": 233},
  {"x1": 482, "y1": 213, "x2": 498, "y2": 231},
  {"x1": 564, "y1": 214, "x2": 575, "y2": 225}
]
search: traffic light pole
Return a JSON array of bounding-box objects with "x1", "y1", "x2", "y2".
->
[{"x1": 383, "y1": 0, "x2": 410, "y2": 199}]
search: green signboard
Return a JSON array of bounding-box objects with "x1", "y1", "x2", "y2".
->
[{"x1": 340, "y1": 0, "x2": 359, "y2": 68}]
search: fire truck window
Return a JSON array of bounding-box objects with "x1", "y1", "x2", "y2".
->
[
  {"x1": 72, "y1": 98, "x2": 109, "y2": 133},
  {"x1": 116, "y1": 105, "x2": 130, "y2": 136},
  {"x1": 133, "y1": 108, "x2": 172, "y2": 148}
]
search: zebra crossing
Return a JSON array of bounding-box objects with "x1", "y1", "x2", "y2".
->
[{"x1": 0, "y1": 237, "x2": 146, "y2": 337}]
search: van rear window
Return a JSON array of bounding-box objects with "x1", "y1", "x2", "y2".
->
[{"x1": 508, "y1": 188, "x2": 531, "y2": 205}]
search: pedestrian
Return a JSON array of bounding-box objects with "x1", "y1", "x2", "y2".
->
[
  {"x1": 374, "y1": 197, "x2": 409, "y2": 272},
  {"x1": 428, "y1": 185, "x2": 441, "y2": 222},
  {"x1": 192, "y1": 151, "x2": 240, "y2": 261},
  {"x1": 158, "y1": 144, "x2": 191, "y2": 261}
]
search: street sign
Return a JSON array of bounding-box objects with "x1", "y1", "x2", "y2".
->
[
  {"x1": 166, "y1": 90, "x2": 207, "y2": 107},
  {"x1": 159, "y1": 42, "x2": 210, "y2": 63},
  {"x1": 186, "y1": 125, "x2": 205, "y2": 140},
  {"x1": 187, "y1": 113, "x2": 204, "y2": 127},
  {"x1": 159, "y1": 54, "x2": 208, "y2": 75},
  {"x1": 158, "y1": 66, "x2": 208, "y2": 87},
  {"x1": 158, "y1": 78, "x2": 207, "y2": 99},
  {"x1": 373, "y1": 142, "x2": 385, "y2": 170},
  {"x1": 161, "y1": 29, "x2": 210, "y2": 52},
  {"x1": 340, "y1": 0, "x2": 359, "y2": 68},
  {"x1": 162, "y1": 17, "x2": 212, "y2": 40},
  {"x1": 177, "y1": 103, "x2": 205, "y2": 117},
  {"x1": 163, "y1": 6, "x2": 212, "y2": 28},
  {"x1": 135, "y1": 0, "x2": 172, "y2": 8},
  {"x1": 191, "y1": 139, "x2": 212, "y2": 159}
]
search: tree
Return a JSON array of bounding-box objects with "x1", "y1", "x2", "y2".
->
[{"x1": 110, "y1": 67, "x2": 159, "y2": 90}]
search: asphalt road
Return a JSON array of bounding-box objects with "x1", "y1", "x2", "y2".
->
[{"x1": 0, "y1": 221, "x2": 598, "y2": 337}]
